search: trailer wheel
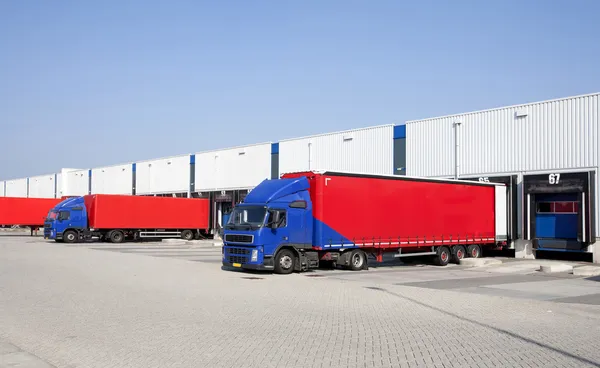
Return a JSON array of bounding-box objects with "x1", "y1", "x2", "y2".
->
[
  {"x1": 349, "y1": 250, "x2": 366, "y2": 271},
  {"x1": 435, "y1": 246, "x2": 450, "y2": 266},
  {"x1": 109, "y1": 230, "x2": 124, "y2": 244},
  {"x1": 467, "y1": 244, "x2": 482, "y2": 258},
  {"x1": 181, "y1": 230, "x2": 194, "y2": 241},
  {"x1": 274, "y1": 249, "x2": 295, "y2": 275},
  {"x1": 63, "y1": 230, "x2": 78, "y2": 244},
  {"x1": 452, "y1": 245, "x2": 466, "y2": 264}
]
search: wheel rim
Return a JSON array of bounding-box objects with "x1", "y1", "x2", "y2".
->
[
  {"x1": 472, "y1": 248, "x2": 478, "y2": 257},
  {"x1": 67, "y1": 233, "x2": 74, "y2": 241},
  {"x1": 457, "y1": 249, "x2": 464, "y2": 259},
  {"x1": 352, "y1": 253, "x2": 363, "y2": 268},
  {"x1": 280, "y1": 255, "x2": 293, "y2": 269},
  {"x1": 441, "y1": 251, "x2": 448, "y2": 262},
  {"x1": 114, "y1": 234, "x2": 122, "y2": 241}
]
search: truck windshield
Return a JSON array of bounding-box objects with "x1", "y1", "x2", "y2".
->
[
  {"x1": 47, "y1": 211, "x2": 57, "y2": 220},
  {"x1": 226, "y1": 206, "x2": 266, "y2": 230}
]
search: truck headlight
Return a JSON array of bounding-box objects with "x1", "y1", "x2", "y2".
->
[{"x1": 251, "y1": 249, "x2": 258, "y2": 262}]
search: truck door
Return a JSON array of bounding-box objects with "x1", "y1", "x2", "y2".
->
[{"x1": 266, "y1": 209, "x2": 289, "y2": 248}]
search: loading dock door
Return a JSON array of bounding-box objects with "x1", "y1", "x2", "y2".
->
[
  {"x1": 523, "y1": 171, "x2": 596, "y2": 251},
  {"x1": 534, "y1": 193, "x2": 579, "y2": 250}
]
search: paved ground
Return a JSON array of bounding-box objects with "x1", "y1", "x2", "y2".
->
[{"x1": 2, "y1": 233, "x2": 600, "y2": 367}]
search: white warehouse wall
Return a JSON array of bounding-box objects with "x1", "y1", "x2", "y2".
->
[
  {"x1": 65, "y1": 169, "x2": 89, "y2": 196},
  {"x1": 406, "y1": 93, "x2": 599, "y2": 178},
  {"x1": 406, "y1": 93, "x2": 600, "y2": 237},
  {"x1": 5, "y1": 178, "x2": 28, "y2": 197},
  {"x1": 195, "y1": 143, "x2": 272, "y2": 191},
  {"x1": 136, "y1": 154, "x2": 190, "y2": 195},
  {"x1": 28, "y1": 174, "x2": 56, "y2": 198},
  {"x1": 279, "y1": 125, "x2": 394, "y2": 175},
  {"x1": 92, "y1": 164, "x2": 132, "y2": 195}
]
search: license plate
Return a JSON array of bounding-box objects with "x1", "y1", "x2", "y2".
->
[{"x1": 233, "y1": 263, "x2": 241, "y2": 268}]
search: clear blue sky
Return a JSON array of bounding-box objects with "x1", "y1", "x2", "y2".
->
[{"x1": 1, "y1": 0, "x2": 598, "y2": 179}]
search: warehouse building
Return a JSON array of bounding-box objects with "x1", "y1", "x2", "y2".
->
[
  {"x1": 407, "y1": 93, "x2": 599, "y2": 261},
  {"x1": 1, "y1": 92, "x2": 598, "y2": 262}
]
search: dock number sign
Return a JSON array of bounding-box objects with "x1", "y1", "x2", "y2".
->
[{"x1": 548, "y1": 173, "x2": 561, "y2": 185}]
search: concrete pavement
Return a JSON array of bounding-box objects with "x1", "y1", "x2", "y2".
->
[{"x1": 1, "y1": 234, "x2": 600, "y2": 367}]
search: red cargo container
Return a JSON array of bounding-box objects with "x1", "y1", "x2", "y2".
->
[
  {"x1": 0, "y1": 197, "x2": 61, "y2": 228},
  {"x1": 84, "y1": 194, "x2": 209, "y2": 230},
  {"x1": 281, "y1": 171, "x2": 508, "y2": 264}
]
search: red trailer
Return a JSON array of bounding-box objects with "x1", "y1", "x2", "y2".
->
[
  {"x1": 284, "y1": 171, "x2": 508, "y2": 266},
  {"x1": 45, "y1": 194, "x2": 210, "y2": 243},
  {"x1": 0, "y1": 197, "x2": 62, "y2": 234}
]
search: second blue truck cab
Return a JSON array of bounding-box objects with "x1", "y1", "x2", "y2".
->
[{"x1": 44, "y1": 196, "x2": 88, "y2": 242}]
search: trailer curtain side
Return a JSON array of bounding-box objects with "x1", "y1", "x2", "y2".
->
[
  {"x1": 0, "y1": 197, "x2": 62, "y2": 226},
  {"x1": 83, "y1": 194, "x2": 209, "y2": 230},
  {"x1": 290, "y1": 173, "x2": 501, "y2": 248}
]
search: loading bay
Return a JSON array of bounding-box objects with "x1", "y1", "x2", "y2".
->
[{"x1": 2, "y1": 233, "x2": 600, "y2": 368}]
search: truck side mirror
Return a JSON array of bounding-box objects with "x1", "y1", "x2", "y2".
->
[
  {"x1": 266, "y1": 210, "x2": 281, "y2": 229},
  {"x1": 272, "y1": 211, "x2": 281, "y2": 227}
]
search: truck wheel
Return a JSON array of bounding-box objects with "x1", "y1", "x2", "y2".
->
[
  {"x1": 63, "y1": 230, "x2": 78, "y2": 244},
  {"x1": 467, "y1": 244, "x2": 482, "y2": 258},
  {"x1": 274, "y1": 249, "x2": 295, "y2": 275},
  {"x1": 181, "y1": 230, "x2": 194, "y2": 241},
  {"x1": 349, "y1": 250, "x2": 366, "y2": 271},
  {"x1": 109, "y1": 231, "x2": 124, "y2": 244},
  {"x1": 452, "y1": 245, "x2": 466, "y2": 264},
  {"x1": 435, "y1": 246, "x2": 450, "y2": 266}
]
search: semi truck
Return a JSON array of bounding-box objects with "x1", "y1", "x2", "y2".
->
[
  {"x1": 0, "y1": 197, "x2": 62, "y2": 234},
  {"x1": 44, "y1": 194, "x2": 209, "y2": 243},
  {"x1": 222, "y1": 171, "x2": 509, "y2": 274}
]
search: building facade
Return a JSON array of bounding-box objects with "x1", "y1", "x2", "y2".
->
[{"x1": 406, "y1": 93, "x2": 599, "y2": 260}]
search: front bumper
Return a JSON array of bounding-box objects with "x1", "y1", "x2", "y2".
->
[
  {"x1": 43, "y1": 228, "x2": 59, "y2": 240},
  {"x1": 222, "y1": 261, "x2": 274, "y2": 271},
  {"x1": 222, "y1": 244, "x2": 275, "y2": 271}
]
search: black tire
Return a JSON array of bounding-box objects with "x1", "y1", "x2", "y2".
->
[
  {"x1": 349, "y1": 250, "x2": 367, "y2": 271},
  {"x1": 63, "y1": 230, "x2": 78, "y2": 244},
  {"x1": 467, "y1": 244, "x2": 482, "y2": 258},
  {"x1": 435, "y1": 246, "x2": 451, "y2": 266},
  {"x1": 274, "y1": 249, "x2": 296, "y2": 275},
  {"x1": 181, "y1": 230, "x2": 194, "y2": 241},
  {"x1": 452, "y1": 245, "x2": 466, "y2": 264},
  {"x1": 109, "y1": 230, "x2": 124, "y2": 244}
]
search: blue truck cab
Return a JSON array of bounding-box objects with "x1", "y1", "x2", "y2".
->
[
  {"x1": 222, "y1": 176, "x2": 317, "y2": 274},
  {"x1": 44, "y1": 196, "x2": 88, "y2": 243}
]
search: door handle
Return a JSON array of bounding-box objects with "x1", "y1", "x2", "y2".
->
[{"x1": 283, "y1": 236, "x2": 289, "y2": 240}]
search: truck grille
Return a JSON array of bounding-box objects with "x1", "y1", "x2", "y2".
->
[
  {"x1": 226, "y1": 247, "x2": 251, "y2": 264},
  {"x1": 228, "y1": 247, "x2": 250, "y2": 255},
  {"x1": 228, "y1": 255, "x2": 248, "y2": 264},
  {"x1": 224, "y1": 234, "x2": 253, "y2": 244},
  {"x1": 44, "y1": 223, "x2": 52, "y2": 228}
]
